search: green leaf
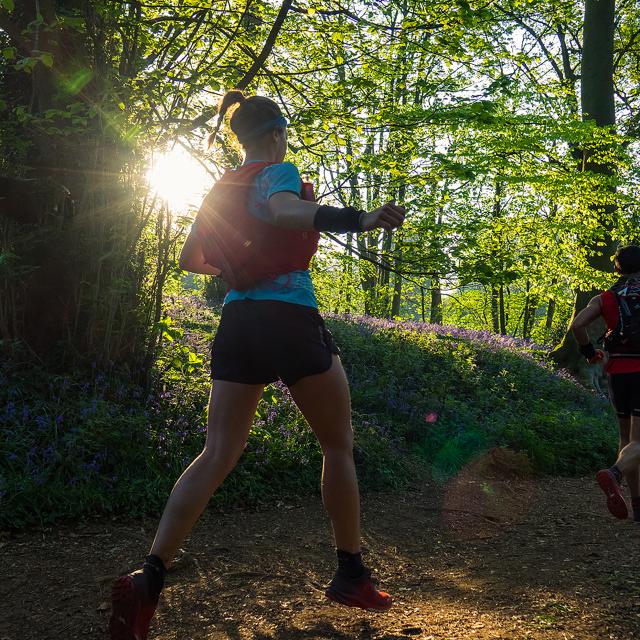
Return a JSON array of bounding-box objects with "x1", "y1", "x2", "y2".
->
[
  {"x1": 40, "y1": 52, "x2": 54, "y2": 68},
  {"x1": 15, "y1": 57, "x2": 38, "y2": 73},
  {"x1": 1, "y1": 0, "x2": 15, "y2": 11},
  {"x1": 63, "y1": 69, "x2": 93, "y2": 95},
  {"x1": 2, "y1": 47, "x2": 16, "y2": 60},
  {"x1": 59, "y1": 15, "x2": 85, "y2": 29}
]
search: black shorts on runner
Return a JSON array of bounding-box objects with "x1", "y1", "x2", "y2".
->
[
  {"x1": 211, "y1": 300, "x2": 340, "y2": 387},
  {"x1": 608, "y1": 371, "x2": 640, "y2": 418}
]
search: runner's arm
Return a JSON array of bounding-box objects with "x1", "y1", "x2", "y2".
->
[
  {"x1": 268, "y1": 192, "x2": 318, "y2": 228},
  {"x1": 571, "y1": 296, "x2": 603, "y2": 346},
  {"x1": 268, "y1": 192, "x2": 406, "y2": 231},
  {"x1": 178, "y1": 228, "x2": 222, "y2": 276}
]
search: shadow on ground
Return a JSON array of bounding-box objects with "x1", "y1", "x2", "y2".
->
[{"x1": 2, "y1": 462, "x2": 639, "y2": 640}]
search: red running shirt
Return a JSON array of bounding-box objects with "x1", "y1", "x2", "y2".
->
[{"x1": 599, "y1": 290, "x2": 640, "y2": 374}]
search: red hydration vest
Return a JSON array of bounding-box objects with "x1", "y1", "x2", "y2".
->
[
  {"x1": 600, "y1": 286, "x2": 640, "y2": 374},
  {"x1": 194, "y1": 162, "x2": 320, "y2": 290}
]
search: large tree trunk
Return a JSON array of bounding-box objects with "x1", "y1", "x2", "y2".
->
[{"x1": 551, "y1": 0, "x2": 617, "y2": 371}]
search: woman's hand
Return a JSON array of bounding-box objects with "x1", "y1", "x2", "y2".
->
[
  {"x1": 360, "y1": 201, "x2": 406, "y2": 232},
  {"x1": 588, "y1": 349, "x2": 605, "y2": 365}
]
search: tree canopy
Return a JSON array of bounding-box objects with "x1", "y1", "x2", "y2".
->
[{"x1": 1, "y1": 0, "x2": 639, "y2": 372}]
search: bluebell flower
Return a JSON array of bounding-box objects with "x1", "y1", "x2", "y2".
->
[{"x1": 5, "y1": 402, "x2": 15, "y2": 419}]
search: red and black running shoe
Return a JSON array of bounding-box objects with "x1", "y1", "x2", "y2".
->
[
  {"x1": 109, "y1": 570, "x2": 158, "y2": 640},
  {"x1": 325, "y1": 568, "x2": 392, "y2": 611},
  {"x1": 596, "y1": 469, "x2": 629, "y2": 520}
]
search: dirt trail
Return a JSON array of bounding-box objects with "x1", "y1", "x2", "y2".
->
[{"x1": 2, "y1": 476, "x2": 639, "y2": 640}]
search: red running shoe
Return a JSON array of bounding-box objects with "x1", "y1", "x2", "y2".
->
[
  {"x1": 109, "y1": 570, "x2": 158, "y2": 640},
  {"x1": 596, "y1": 469, "x2": 629, "y2": 520},
  {"x1": 325, "y1": 568, "x2": 392, "y2": 611}
]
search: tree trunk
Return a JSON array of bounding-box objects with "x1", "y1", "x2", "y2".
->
[
  {"x1": 522, "y1": 282, "x2": 537, "y2": 339},
  {"x1": 491, "y1": 286, "x2": 500, "y2": 333},
  {"x1": 522, "y1": 282, "x2": 531, "y2": 339},
  {"x1": 389, "y1": 183, "x2": 406, "y2": 318},
  {"x1": 430, "y1": 279, "x2": 443, "y2": 324},
  {"x1": 391, "y1": 269, "x2": 402, "y2": 317},
  {"x1": 499, "y1": 285, "x2": 507, "y2": 335},
  {"x1": 545, "y1": 297, "x2": 556, "y2": 334},
  {"x1": 353, "y1": 137, "x2": 377, "y2": 315},
  {"x1": 342, "y1": 232, "x2": 353, "y2": 312},
  {"x1": 551, "y1": 0, "x2": 617, "y2": 371},
  {"x1": 380, "y1": 229, "x2": 393, "y2": 316}
]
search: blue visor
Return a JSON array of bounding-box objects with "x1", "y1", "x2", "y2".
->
[{"x1": 244, "y1": 115, "x2": 288, "y2": 140}]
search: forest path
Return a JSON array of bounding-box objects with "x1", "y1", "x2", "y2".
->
[{"x1": 2, "y1": 476, "x2": 639, "y2": 640}]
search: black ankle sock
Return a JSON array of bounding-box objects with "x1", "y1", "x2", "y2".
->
[
  {"x1": 611, "y1": 465, "x2": 623, "y2": 484},
  {"x1": 143, "y1": 554, "x2": 166, "y2": 600},
  {"x1": 336, "y1": 549, "x2": 365, "y2": 579}
]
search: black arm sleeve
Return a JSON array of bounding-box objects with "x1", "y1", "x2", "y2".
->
[{"x1": 313, "y1": 205, "x2": 364, "y2": 233}]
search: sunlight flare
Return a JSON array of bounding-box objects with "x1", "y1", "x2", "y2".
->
[{"x1": 147, "y1": 146, "x2": 211, "y2": 212}]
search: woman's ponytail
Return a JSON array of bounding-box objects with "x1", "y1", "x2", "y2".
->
[
  {"x1": 207, "y1": 90, "x2": 283, "y2": 149},
  {"x1": 207, "y1": 90, "x2": 246, "y2": 148}
]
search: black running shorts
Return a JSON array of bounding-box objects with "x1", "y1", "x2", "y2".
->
[
  {"x1": 608, "y1": 371, "x2": 640, "y2": 418},
  {"x1": 211, "y1": 300, "x2": 340, "y2": 387}
]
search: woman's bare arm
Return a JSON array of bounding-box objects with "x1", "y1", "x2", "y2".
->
[
  {"x1": 268, "y1": 192, "x2": 406, "y2": 231},
  {"x1": 178, "y1": 229, "x2": 221, "y2": 276},
  {"x1": 570, "y1": 296, "x2": 603, "y2": 345},
  {"x1": 268, "y1": 192, "x2": 318, "y2": 229}
]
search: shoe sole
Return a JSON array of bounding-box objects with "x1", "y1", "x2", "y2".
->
[
  {"x1": 109, "y1": 576, "x2": 148, "y2": 640},
  {"x1": 325, "y1": 588, "x2": 392, "y2": 612},
  {"x1": 596, "y1": 470, "x2": 629, "y2": 520}
]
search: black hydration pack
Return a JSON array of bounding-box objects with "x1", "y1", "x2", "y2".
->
[{"x1": 603, "y1": 277, "x2": 640, "y2": 357}]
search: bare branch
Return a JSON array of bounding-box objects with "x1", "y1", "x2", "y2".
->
[{"x1": 236, "y1": 0, "x2": 293, "y2": 90}]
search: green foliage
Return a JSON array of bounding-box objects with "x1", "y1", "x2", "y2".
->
[
  {"x1": 3, "y1": 0, "x2": 640, "y2": 368},
  {"x1": 330, "y1": 316, "x2": 614, "y2": 478},
  {"x1": 1, "y1": 304, "x2": 616, "y2": 529},
  {"x1": 1, "y1": 0, "x2": 638, "y2": 527}
]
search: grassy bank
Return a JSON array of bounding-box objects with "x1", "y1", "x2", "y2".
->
[{"x1": 0, "y1": 298, "x2": 614, "y2": 529}]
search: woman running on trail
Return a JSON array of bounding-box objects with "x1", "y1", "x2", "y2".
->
[{"x1": 109, "y1": 90, "x2": 406, "y2": 640}]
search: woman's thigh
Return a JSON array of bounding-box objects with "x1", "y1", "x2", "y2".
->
[
  {"x1": 204, "y1": 380, "x2": 264, "y2": 461},
  {"x1": 287, "y1": 355, "x2": 353, "y2": 450}
]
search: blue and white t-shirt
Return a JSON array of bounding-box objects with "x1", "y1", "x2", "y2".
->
[{"x1": 223, "y1": 161, "x2": 318, "y2": 309}]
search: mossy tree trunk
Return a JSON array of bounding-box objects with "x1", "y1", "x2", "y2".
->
[{"x1": 551, "y1": 0, "x2": 617, "y2": 372}]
